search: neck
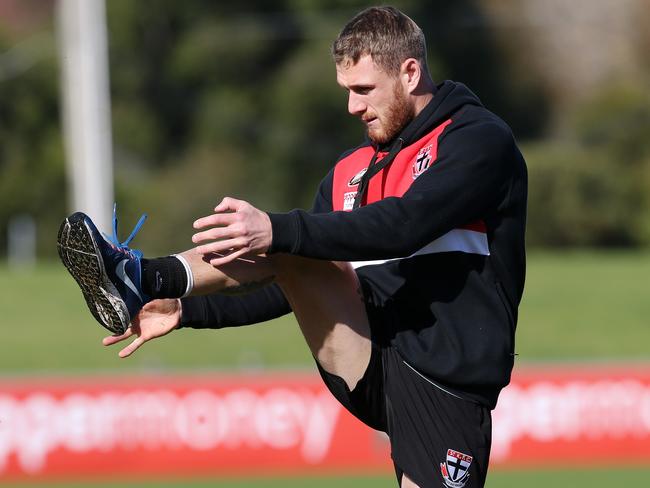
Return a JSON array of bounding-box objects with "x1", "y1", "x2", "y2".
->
[{"x1": 412, "y1": 76, "x2": 436, "y2": 117}]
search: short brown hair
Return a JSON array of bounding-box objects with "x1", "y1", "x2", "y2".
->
[{"x1": 332, "y1": 6, "x2": 427, "y2": 75}]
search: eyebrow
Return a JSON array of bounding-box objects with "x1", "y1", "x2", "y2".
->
[{"x1": 339, "y1": 82, "x2": 374, "y2": 92}]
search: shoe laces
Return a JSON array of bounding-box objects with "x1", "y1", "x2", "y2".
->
[{"x1": 104, "y1": 203, "x2": 147, "y2": 259}]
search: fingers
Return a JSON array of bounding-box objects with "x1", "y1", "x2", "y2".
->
[
  {"x1": 214, "y1": 196, "x2": 244, "y2": 213},
  {"x1": 206, "y1": 247, "x2": 250, "y2": 267},
  {"x1": 192, "y1": 199, "x2": 250, "y2": 254},
  {"x1": 195, "y1": 238, "x2": 250, "y2": 256},
  {"x1": 193, "y1": 211, "x2": 238, "y2": 231},
  {"x1": 193, "y1": 197, "x2": 247, "y2": 229},
  {"x1": 103, "y1": 327, "x2": 144, "y2": 358},
  {"x1": 191, "y1": 197, "x2": 269, "y2": 264},
  {"x1": 192, "y1": 225, "x2": 244, "y2": 247},
  {"x1": 102, "y1": 327, "x2": 134, "y2": 346},
  {"x1": 118, "y1": 336, "x2": 145, "y2": 358}
]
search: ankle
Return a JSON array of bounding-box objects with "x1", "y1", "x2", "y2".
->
[{"x1": 141, "y1": 256, "x2": 192, "y2": 298}]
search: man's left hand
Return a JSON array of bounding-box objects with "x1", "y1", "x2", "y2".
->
[{"x1": 192, "y1": 197, "x2": 272, "y2": 266}]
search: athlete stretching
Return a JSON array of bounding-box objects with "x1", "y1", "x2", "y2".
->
[{"x1": 58, "y1": 7, "x2": 527, "y2": 487}]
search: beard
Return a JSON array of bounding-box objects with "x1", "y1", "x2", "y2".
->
[{"x1": 366, "y1": 81, "x2": 415, "y2": 145}]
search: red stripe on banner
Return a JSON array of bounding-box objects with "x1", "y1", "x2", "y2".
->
[
  {"x1": 1, "y1": 365, "x2": 650, "y2": 482},
  {"x1": 492, "y1": 364, "x2": 650, "y2": 468},
  {"x1": 0, "y1": 373, "x2": 390, "y2": 483}
]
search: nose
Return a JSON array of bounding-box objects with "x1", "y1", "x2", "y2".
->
[{"x1": 348, "y1": 92, "x2": 366, "y2": 116}]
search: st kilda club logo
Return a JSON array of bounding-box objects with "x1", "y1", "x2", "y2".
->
[
  {"x1": 412, "y1": 144, "x2": 432, "y2": 179},
  {"x1": 440, "y1": 449, "x2": 473, "y2": 488}
]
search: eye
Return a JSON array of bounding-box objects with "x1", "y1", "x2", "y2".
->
[{"x1": 354, "y1": 86, "x2": 372, "y2": 95}]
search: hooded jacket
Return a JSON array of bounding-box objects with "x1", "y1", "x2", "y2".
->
[{"x1": 180, "y1": 81, "x2": 528, "y2": 409}]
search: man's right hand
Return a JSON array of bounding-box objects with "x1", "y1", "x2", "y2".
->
[{"x1": 102, "y1": 298, "x2": 181, "y2": 358}]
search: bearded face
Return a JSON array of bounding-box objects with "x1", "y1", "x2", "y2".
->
[
  {"x1": 337, "y1": 55, "x2": 416, "y2": 146},
  {"x1": 364, "y1": 79, "x2": 415, "y2": 144}
]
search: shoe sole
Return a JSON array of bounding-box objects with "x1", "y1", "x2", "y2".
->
[{"x1": 57, "y1": 213, "x2": 130, "y2": 335}]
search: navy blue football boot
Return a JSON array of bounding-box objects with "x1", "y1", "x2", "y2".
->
[{"x1": 57, "y1": 205, "x2": 151, "y2": 334}]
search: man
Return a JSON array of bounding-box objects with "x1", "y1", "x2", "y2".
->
[{"x1": 58, "y1": 6, "x2": 527, "y2": 487}]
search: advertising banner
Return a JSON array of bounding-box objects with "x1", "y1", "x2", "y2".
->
[
  {"x1": 492, "y1": 364, "x2": 650, "y2": 467},
  {"x1": 1, "y1": 364, "x2": 649, "y2": 481},
  {"x1": 0, "y1": 373, "x2": 389, "y2": 482}
]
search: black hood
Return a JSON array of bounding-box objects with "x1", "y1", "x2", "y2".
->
[{"x1": 379, "y1": 80, "x2": 484, "y2": 150}]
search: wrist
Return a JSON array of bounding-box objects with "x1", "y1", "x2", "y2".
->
[{"x1": 267, "y1": 211, "x2": 299, "y2": 254}]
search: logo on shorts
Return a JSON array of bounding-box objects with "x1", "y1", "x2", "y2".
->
[
  {"x1": 440, "y1": 449, "x2": 472, "y2": 488},
  {"x1": 412, "y1": 144, "x2": 432, "y2": 179}
]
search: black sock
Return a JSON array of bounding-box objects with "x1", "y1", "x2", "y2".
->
[{"x1": 141, "y1": 256, "x2": 188, "y2": 299}]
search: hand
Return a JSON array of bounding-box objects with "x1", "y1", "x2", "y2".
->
[
  {"x1": 102, "y1": 299, "x2": 181, "y2": 358},
  {"x1": 192, "y1": 197, "x2": 272, "y2": 267}
]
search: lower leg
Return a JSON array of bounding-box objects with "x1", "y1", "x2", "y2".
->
[
  {"x1": 176, "y1": 250, "x2": 276, "y2": 296},
  {"x1": 158, "y1": 250, "x2": 372, "y2": 389}
]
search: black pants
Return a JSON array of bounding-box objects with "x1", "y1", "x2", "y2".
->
[{"x1": 317, "y1": 337, "x2": 492, "y2": 488}]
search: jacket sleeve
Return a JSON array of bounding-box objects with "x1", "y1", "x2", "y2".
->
[
  {"x1": 179, "y1": 284, "x2": 291, "y2": 329},
  {"x1": 268, "y1": 117, "x2": 516, "y2": 260},
  {"x1": 178, "y1": 170, "x2": 334, "y2": 329}
]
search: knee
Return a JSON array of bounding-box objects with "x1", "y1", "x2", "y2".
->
[{"x1": 401, "y1": 472, "x2": 421, "y2": 488}]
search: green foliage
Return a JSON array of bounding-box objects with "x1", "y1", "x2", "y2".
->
[
  {"x1": 104, "y1": 2, "x2": 365, "y2": 252},
  {"x1": 1, "y1": 3, "x2": 649, "y2": 257},
  {"x1": 526, "y1": 143, "x2": 638, "y2": 246},
  {"x1": 526, "y1": 85, "x2": 650, "y2": 247},
  {"x1": 0, "y1": 28, "x2": 66, "y2": 258}
]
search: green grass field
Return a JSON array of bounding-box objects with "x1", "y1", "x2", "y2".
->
[
  {"x1": 1, "y1": 250, "x2": 650, "y2": 486},
  {"x1": 3, "y1": 467, "x2": 650, "y2": 487},
  {"x1": 2, "y1": 250, "x2": 650, "y2": 373},
  {"x1": 0, "y1": 252, "x2": 650, "y2": 374}
]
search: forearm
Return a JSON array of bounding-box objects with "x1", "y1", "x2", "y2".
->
[
  {"x1": 179, "y1": 283, "x2": 291, "y2": 329},
  {"x1": 268, "y1": 200, "x2": 427, "y2": 261}
]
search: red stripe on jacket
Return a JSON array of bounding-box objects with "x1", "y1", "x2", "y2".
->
[{"x1": 332, "y1": 119, "x2": 486, "y2": 239}]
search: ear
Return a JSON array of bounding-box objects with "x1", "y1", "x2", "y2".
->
[{"x1": 401, "y1": 58, "x2": 421, "y2": 94}]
